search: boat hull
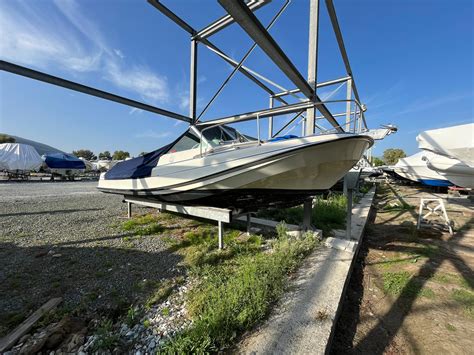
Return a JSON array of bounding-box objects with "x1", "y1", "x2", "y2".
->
[
  {"x1": 426, "y1": 155, "x2": 474, "y2": 188},
  {"x1": 98, "y1": 134, "x2": 372, "y2": 208}
]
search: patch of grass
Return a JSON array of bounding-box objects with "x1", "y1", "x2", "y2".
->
[
  {"x1": 145, "y1": 279, "x2": 176, "y2": 309},
  {"x1": 92, "y1": 319, "x2": 120, "y2": 351},
  {"x1": 143, "y1": 319, "x2": 151, "y2": 328},
  {"x1": 445, "y1": 323, "x2": 456, "y2": 332},
  {"x1": 258, "y1": 194, "x2": 346, "y2": 236},
  {"x1": 162, "y1": 307, "x2": 170, "y2": 316},
  {"x1": 164, "y1": 232, "x2": 319, "y2": 353},
  {"x1": 125, "y1": 306, "x2": 142, "y2": 327},
  {"x1": 122, "y1": 213, "x2": 165, "y2": 236},
  {"x1": 432, "y1": 272, "x2": 472, "y2": 289},
  {"x1": 451, "y1": 289, "x2": 474, "y2": 319},
  {"x1": 382, "y1": 201, "x2": 415, "y2": 212},
  {"x1": 406, "y1": 243, "x2": 440, "y2": 259},
  {"x1": 382, "y1": 271, "x2": 435, "y2": 299}
]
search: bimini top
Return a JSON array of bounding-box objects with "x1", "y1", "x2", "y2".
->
[
  {"x1": 0, "y1": 143, "x2": 43, "y2": 171},
  {"x1": 43, "y1": 152, "x2": 86, "y2": 170}
]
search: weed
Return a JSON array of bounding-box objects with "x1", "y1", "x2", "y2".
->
[
  {"x1": 258, "y1": 194, "x2": 346, "y2": 236},
  {"x1": 92, "y1": 319, "x2": 120, "y2": 351},
  {"x1": 145, "y1": 280, "x2": 175, "y2": 309},
  {"x1": 406, "y1": 243, "x2": 440, "y2": 259},
  {"x1": 162, "y1": 307, "x2": 170, "y2": 316},
  {"x1": 382, "y1": 271, "x2": 435, "y2": 299},
  {"x1": 276, "y1": 221, "x2": 288, "y2": 238},
  {"x1": 122, "y1": 214, "x2": 165, "y2": 236},
  {"x1": 451, "y1": 289, "x2": 474, "y2": 319},
  {"x1": 165, "y1": 232, "x2": 317, "y2": 352},
  {"x1": 143, "y1": 319, "x2": 151, "y2": 328},
  {"x1": 445, "y1": 323, "x2": 457, "y2": 332},
  {"x1": 126, "y1": 306, "x2": 141, "y2": 327}
]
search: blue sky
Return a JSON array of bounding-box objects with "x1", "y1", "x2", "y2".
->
[{"x1": 0, "y1": 0, "x2": 472, "y2": 157}]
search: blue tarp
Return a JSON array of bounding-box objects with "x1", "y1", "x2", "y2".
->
[
  {"x1": 43, "y1": 153, "x2": 86, "y2": 169},
  {"x1": 268, "y1": 135, "x2": 298, "y2": 142},
  {"x1": 104, "y1": 144, "x2": 172, "y2": 180}
]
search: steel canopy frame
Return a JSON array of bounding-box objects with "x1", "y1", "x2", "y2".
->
[
  {"x1": 0, "y1": 60, "x2": 191, "y2": 123},
  {"x1": 217, "y1": 0, "x2": 343, "y2": 132},
  {"x1": 194, "y1": 0, "x2": 271, "y2": 40}
]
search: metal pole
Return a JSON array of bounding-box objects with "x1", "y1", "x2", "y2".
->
[
  {"x1": 268, "y1": 96, "x2": 274, "y2": 139},
  {"x1": 127, "y1": 202, "x2": 132, "y2": 219},
  {"x1": 218, "y1": 221, "x2": 224, "y2": 249},
  {"x1": 306, "y1": 0, "x2": 320, "y2": 136},
  {"x1": 303, "y1": 198, "x2": 312, "y2": 230},
  {"x1": 246, "y1": 213, "x2": 251, "y2": 235},
  {"x1": 346, "y1": 188, "x2": 353, "y2": 239},
  {"x1": 189, "y1": 40, "x2": 198, "y2": 121},
  {"x1": 346, "y1": 78, "x2": 352, "y2": 132}
]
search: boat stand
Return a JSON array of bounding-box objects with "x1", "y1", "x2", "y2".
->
[
  {"x1": 124, "y1": 196, "x2": 232, "y2": 249},
  {"x1": 124, "y1": 196, "x2": 319, "y2": 249},
  {"x1": 417, "y1": 198, "x2": 453, "y2": 235}
]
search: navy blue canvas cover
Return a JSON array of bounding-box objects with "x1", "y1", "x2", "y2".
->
[
  {"x1": 43, "y1": 153, "x2": 86, "y2": 169},
  {"x1": 104, "y1": 143, "x2": 173, "y2": 180}
]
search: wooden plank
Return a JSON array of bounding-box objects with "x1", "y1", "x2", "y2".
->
[{"x1": 0, "y1": 297, "x2": 62, "y2": 352}]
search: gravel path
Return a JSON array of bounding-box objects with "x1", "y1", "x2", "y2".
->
[{"x1": 0, "y1": 181, "x2": 184, "y2": 339}]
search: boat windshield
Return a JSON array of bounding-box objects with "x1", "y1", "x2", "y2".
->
[
  {"x1": 168, "y1": 125, "x2": 255, "y2": 153},
  {"x1": 202, "y1": 126, "x2": 255, "y2": 147}
]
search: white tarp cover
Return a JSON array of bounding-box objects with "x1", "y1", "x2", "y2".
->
[
  {"x1": 417, "y1": 123, "x2": 474, "y2": 166},
  {"x1": 0, "y1": 143, "x2": 43, "y2": 171}
]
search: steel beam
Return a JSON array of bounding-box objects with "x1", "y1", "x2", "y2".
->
[
  {"x1": 346, "y1": 78, "x2": 352, "y2": 132},
  {"x1": 197, "y1": 101, "x2": 315, "y2": 127},
  {"x1": 219, "y1": 0, "x2": 314, "y2": 98},
  {"x1": 272, "y1": 76, "x2": 351, "y2": 98},
  {"x1": 189, "y1": 40, "x2": 198, "y2": 120},
  {"x1": 194, "y1": 0, "x2": 271, "y2": 40},
  {"x1": 0, "y1": 60, "x2": 191, "y2": 122},
  {"x1": 148, "y1": 0, "x2": 292, "y2": 108},
  {"x1": 325, "y1": 0, "x2": 361, "y2": 103},
  {"x1": 147, "y1": 0, "x2": 195, "y2": 34},
  {"x1": 306, "y1": 0, "x2": 320, "y2": 135}
]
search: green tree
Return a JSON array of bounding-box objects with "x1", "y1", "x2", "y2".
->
[
  {"x1": 0, "y1": 134, "x2": 15, "y2": 143},
  {"x1": 112, "y1": 150, "x2": 130, "y2": 160},
  {"x1": 383, "y1": 148, "x2": 406, "y2": 165},
  {"x1": 372, "y1": 157, "x2": 385, "y2": 167},
  {"x1": 99, "y1": 151, "x2": 112, "y2": 160},
  {"x1": 72, "y1": 149, "x2": 96, "y2": 161}
]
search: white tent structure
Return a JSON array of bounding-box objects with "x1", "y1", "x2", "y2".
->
[{"x1": 0, "y1": 143, "x2": 43, "y2": 172}]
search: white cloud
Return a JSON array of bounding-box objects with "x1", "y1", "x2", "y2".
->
[
  {"x1": 129, "y1": 108, "x2": 144, "y2": 115},
  {"x1": 0, "y1": 0, "x2": 170, "y2": 105},
  {"x1": 134, "y1": 130, "x2": 171, "y2": 139}
]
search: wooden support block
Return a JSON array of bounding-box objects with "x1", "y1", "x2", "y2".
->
[{"x1": 0, "y1": 297, "x2": 62, "y2": 352}]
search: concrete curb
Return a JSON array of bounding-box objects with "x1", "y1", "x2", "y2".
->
[{"x1": 237, "y1": 187, "x2": 376, "y2": 355}]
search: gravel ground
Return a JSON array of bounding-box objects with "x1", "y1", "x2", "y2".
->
[{"x1": 0, "y1": 181, "x2": 187, "y2": 345}]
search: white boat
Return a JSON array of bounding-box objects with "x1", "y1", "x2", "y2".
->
[
  {"x1": 423, "y1": 154, "x2": 474, "y2": 189},
  {"x1": 0, "y1": 143, "x2": 43, "y2": 172},
  {"x1": 98, "y1": 126, "x2": 373, "y2": 209},
  {"x1": 417, "y1": 123, "x2": 474, "y2": 165},
  {"x1": 394, "y1": 151, "x2": 453, "y2": 187},
  {"x1": 417, "y1": 123, "x2": 473, "y2": 188}
]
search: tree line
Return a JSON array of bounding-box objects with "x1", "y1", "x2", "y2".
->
[{"x1": 72, "y1": 149, "x2": 131, "y2": 161}]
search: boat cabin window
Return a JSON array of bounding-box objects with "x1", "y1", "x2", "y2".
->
[{"x1": 168, "y1": 131, "x2": 200, "y2": 153}]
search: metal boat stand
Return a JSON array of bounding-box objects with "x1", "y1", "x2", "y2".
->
[
  {"x1": 124, "y1": 196, "x2": 318, "y2": 250},
  {"x1": 343, "y1": 171, "x2": 361, "y2": 239},
  {"x1": 417, "y1": 198, "x2": 453, "y2": 235}
]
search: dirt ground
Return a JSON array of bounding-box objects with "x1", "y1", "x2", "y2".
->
[{"x1": 331, "y1": 182, "x2": 474, "y2": 355}]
